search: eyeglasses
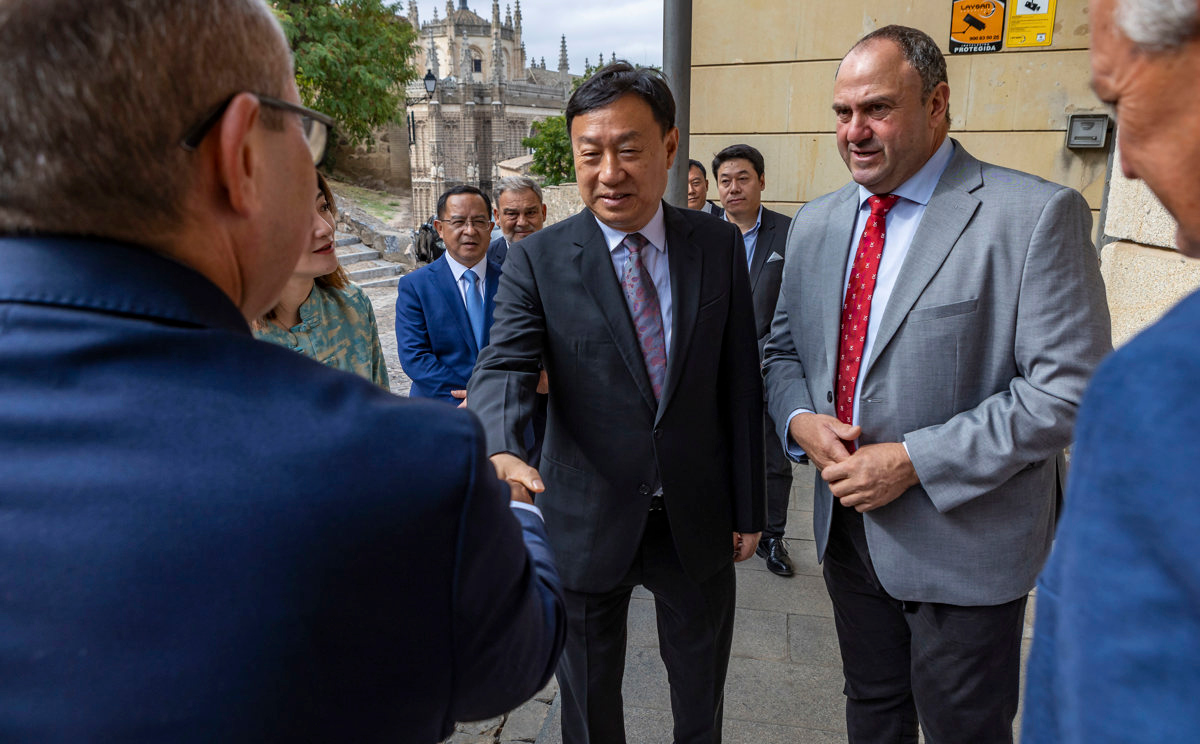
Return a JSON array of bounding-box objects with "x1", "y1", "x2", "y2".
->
[
  {"x1": 442, "y1": 217, "x2": 492, "y2": 231},
  {"x1": 180, "y1": 93, "x2": 334, "y2": 165}
]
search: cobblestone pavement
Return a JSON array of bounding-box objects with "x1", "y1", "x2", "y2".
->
[{"x1": 361, "y1": 282, "x2": 1033, "y2": 743}]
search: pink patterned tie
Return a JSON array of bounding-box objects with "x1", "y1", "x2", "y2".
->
[
  {"x1": 836, "y1": 194, "x2": 900, "y2": 451},
  {"x1": 620, "y1": 232, "x2": 667, "y2": 402}
]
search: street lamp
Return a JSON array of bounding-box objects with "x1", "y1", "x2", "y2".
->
[
  {"x1": 409, "y1": 70, "x2": 439, "y2": 149},
  {"x1": 423, "y1": 69, "x2": 437, "y2": 98}
]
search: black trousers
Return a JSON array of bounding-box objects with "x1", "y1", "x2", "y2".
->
[
  {"x1": 824, "y1": 504, "x2": 1027, "y2": 744},
  {"x1": 763, "y1": 411, "x2": 793, "y2": 539},
  {"x1": 557, "y1": 510, "x2": 736, "y2": 744}
]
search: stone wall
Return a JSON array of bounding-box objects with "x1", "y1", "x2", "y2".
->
[{"x1": 542, "y1": 183, "x2": 584, "y2": 225}]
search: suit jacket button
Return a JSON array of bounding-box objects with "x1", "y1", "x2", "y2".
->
[
  {"x1": 653, "y1": 428, "x2": 663, "y2": 440},
  {"x1": 827, "y1": 391, "x2": 833, "y2": 403},
  {"x1": 638, "y1": 484, "x2": 650, "y2": 495}
]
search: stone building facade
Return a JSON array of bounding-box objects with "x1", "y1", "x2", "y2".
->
[{"x1": 405, "y1": 0, "x2": 576, "y2": 220}]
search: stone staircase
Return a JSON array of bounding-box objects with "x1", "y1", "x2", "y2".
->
[{"x1": 335, "y1": 233, "x2": 405, "y2": 288}]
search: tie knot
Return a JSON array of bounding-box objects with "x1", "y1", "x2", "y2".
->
[
  {"x1": 463, "y1": 267, "x2": 479, "y2": 286},
  {"x1": 867, "y1": 194, "x2": 900, "y2": 216},
  {"x1": 622, "y1": 232, "x2": 649, "y2": 255}
]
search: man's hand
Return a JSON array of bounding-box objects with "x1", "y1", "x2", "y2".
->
[
  {"x1": 821, "y1": 442, "x2": 919, "y2": 512},
  {"x1": 536, "y1": 370, "x2": 549, "y2": 395},
  {"x1": 788, "y1": 412, "x2": 860, "y2": 471},
  {"x1": 490, "y1": 452, "x2": 545, "y2": 505},
  {"x1": 451, "y1": 389, "x2": 467, "y2": 408},
  {"x1": 733, "y1": 531, "x2": 761, "y2": 562}
]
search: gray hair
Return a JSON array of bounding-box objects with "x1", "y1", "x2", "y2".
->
[
  {"x1": 1116, "y1": 0, "x2": 1199, "y2": 50},
  {"x1": 493, "y1": 176, "x2": 543, "y2": 204},
  {"x1": 848, "y1": 25, "x2": 951, "y2": 125},
  {"x1": 0, "y1": 0, "x2": 292, "y2": 242}
]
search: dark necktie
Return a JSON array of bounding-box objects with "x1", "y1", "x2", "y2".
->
[
  {"x1": 619, "y1": 232, "x2": 666, "y2": 402},
  {"x1": 463, "y1": 267, "x2": 485, "y2": 351},
  {"x1": 836, "y1": 194, "x2": 900, "y2": 449}
]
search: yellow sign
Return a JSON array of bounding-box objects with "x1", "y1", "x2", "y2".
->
[
  {"x1": 1006, "y1": 0, "x2": 1057, "y2": 47},
  {"x1": 950, "y1": 0, "x2": 1006, "y2": 54}
]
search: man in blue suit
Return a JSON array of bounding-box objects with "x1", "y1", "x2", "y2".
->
[
  {"x1": 0, "y1": 2, "x2": 565, "y2": 742},
  {"x1": 396, "y1": 185, "x2": 502, "y2": 404},
  {"x1": 1023, "y1": 1, "x2": 1200, "y2": 741}
]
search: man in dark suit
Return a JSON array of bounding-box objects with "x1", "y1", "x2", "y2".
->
[
  {"x1": 396, "y1": 185, "x2": 501, "y2": 404},
  {"x1": 1024, "y1": 1, "x2": 1200, "y2": 741},
  {"x1": 713, "y1": 143, "x2": 795, "y2": 577},
  {"x1": 687, "y1": 159, "x2": 724, "y2": 217},
  {"x1": 469, "y1": 62, "x2": 765, "y2": 743},
  {"x1": 0, "y1": 2, "x2": 565, "y2": 741},
  {"x1": 762, "y1": 26, "x2": 1109, "y2": 743},
  {"x1": 488, "y1": 175, "x2": 547, "y2": 266}
]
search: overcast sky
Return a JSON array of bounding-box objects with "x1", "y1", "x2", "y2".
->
[{"x1": 412, "y1": 0, "x2": 664, "y2": 74}]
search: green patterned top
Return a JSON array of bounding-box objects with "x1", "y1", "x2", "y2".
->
[{"x1": 254, "y1": 283, "x2": 391, "y2": 390}]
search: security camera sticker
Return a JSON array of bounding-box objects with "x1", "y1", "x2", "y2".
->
[
  {"x1": 950, "y1": 0, "x2": 1005, "y2": 54},
  {"x1": 1007, "y1": 0, "x2": 1057, "y2": 47}
]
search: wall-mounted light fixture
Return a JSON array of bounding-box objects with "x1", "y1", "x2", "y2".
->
[{"x1": 1066, "y1": 114, "x2": 1111, "y2": 149}]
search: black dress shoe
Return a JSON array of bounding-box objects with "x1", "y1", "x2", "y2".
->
[{"x1": 755, "y1": 537, "x2": 795, "y2": 577}]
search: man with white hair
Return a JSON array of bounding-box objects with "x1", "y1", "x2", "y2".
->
[
  {"x1": 488, "y1": 175, "x2": 547, "y2": 264},
  {"x1": 0, "y1": 1, "x2": 565, "y2": 740},
  {"x1": 1023, "y1": 0, "x2": 1200, "y2": 740}
]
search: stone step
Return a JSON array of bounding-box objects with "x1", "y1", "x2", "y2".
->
[
  {"x1": 357, "y1": 275, "x2": 402, "y2": 289},
  {"x1": 335, "y1": 232, "x2": 359, "y2": 247},
  {"x1": 336, "y1": 244, "x2": 381, "y2": 266},
  {"x1": 347, "y1": 259, "x2": 404, "y2": 283}
]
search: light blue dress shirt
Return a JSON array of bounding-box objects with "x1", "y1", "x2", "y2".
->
[{"x1": 726, "y1": 205, "x2": 763, "y2": 267}]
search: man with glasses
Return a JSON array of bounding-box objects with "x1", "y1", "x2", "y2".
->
[
  {"x1": 396, "y1": 185, "x2": 502, "y2": 405},
  {"x1": 0, "y1": 2, "x2": 565, "y2": 741}
]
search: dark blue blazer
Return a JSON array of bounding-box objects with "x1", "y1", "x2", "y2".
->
[
  {"x1": 395, "y1": 254, "x2": 501, "y2": 402},
  {"x1": 488, "y1": 236, "x2": 509, "y2": 265},
  {"x1": 0, "y1": 237, "x2": 565, "y2": 743},
  {"x1": 1023, "y1": 289, "x2": 1200, "y2": 743}
]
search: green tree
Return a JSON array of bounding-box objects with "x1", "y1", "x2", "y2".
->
[
  {"x1": 274, "y1": 0, "x2": 418, "y2": 146},
  {"x1": 522, "y1": 115, "x2": 575, "y2": 186}
]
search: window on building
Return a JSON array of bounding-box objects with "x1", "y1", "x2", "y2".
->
[{"x1": 473, "y1": 58, "x2": 482, "y2": 73}]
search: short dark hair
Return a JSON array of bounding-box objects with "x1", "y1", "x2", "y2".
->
[
  {"x1": 849, "y1": 25, "x2": 950, "y2": 124},
  {"x1": 566, "y1": 61, "x2": 675, "y2": 136},
  {"x1": 436, "y1": 185, "x2": 492, "y2": 219},
  {"x1": 687, "y1": 159, "x2": 707, "y2": 179},
  {"x1": 712, "y1": 144, "x2": 765, "y2": 179}
]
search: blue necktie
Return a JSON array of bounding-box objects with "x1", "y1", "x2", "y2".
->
[{"x1": 463, "y1": 268, "x2": 486, "y2": 351}]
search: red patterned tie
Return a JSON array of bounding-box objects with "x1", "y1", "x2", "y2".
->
[
  {"x1": 836, "y1": 194, "x2": 900, "y2": 450},
  {"x1": 620, "y1": 232, "x2": 667, "y2": 402}
]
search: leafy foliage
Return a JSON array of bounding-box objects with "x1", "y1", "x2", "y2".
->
[
  {"x1": 274, "y1": 0, "x2": 418, "y2": 146},
  {"x1": 522, "y1": 115, "x2": 575, "y2": 186}
]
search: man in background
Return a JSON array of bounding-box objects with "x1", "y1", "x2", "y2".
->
[
  {"x1": 0, "y1": 2, "x2": 564, "y2": 741},
  {"x1": 713, "y1": 143, "x2": 796, "y2": 577},
  {"x1": 686, "y1": 158, "x2": 723, "y2": 216},
  {"x1": 396, "y1": 185, "x2": 501, "y2": 405},
  {"x1": 488, "y1": 175, "x2": 547, "y2": 265},
  {"x1": 1024, "y1": 1, "x2": 1200, "y2": 740}
]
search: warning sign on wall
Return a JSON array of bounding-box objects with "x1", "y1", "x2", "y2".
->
[
  {"x1": 949, "y1": 0, "x2": 1006, "y2": 54},
  {"x1": 1006, "y1": 0, "x2": 1057, "y2": 47}
]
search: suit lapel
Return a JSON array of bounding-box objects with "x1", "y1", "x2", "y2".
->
[
  {"x1": 432, "y1": 256, "x2": 478, "y2": 355},
  {"x1": 659, "y1": 204, "x2": 700, "y2": 419},
  {"x1": 482, "y1": 258, "x2": 502, "y2": 347},
  {"x1": 864, "y1": 145, "x2": 982, "y2": 375},
  {"x1": 574, "y1": 213, "x2": 660, "y2": 413},
  {"x1": 820, "y1": 187, "x2": 862, "y2": 388}
]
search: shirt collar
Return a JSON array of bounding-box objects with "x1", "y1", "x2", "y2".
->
[
  {"x1": 594, "y1": 202, "x2": 668, "y2": 254},
  {"x1": 443, "y1": 251, "x2": 487, "y2": 283},
  {"x1": 725, "y1": 204, "x2": 763, "y2": 235},
  {"x1": 855, "y1": 137, "x2": 954, "y2": 209}
]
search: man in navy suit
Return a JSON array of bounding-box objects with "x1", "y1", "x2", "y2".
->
[
  {"x1": 1023, "y1": 1, "x2": 1200, "y2": 741},
  {"x1": 488, "y1": 175, "x2": 547, "y2": 266},
  {"x1": 0, "y1": 2, "x2": 565, "y2": 742},
  {"x1": 396, "y1": 185, "x2": 502, "y2": 405}
]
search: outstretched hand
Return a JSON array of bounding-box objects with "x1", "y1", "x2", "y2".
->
[{"x1": 490, "y1": 452, "x2": 544, "y2": 505}]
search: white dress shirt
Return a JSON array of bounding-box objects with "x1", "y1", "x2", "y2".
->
[
  {"x1": 443, "y1": 252, "x2": 488, "y2": 309},
  {"x1": 594, "y1": 205, "x2": 673, "y2": 356}
]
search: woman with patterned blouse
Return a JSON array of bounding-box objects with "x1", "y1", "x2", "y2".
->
[{"x1": 254, "y1": 173, "x2": 390, "y2": 390}]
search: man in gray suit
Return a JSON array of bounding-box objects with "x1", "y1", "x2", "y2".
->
[{"x1": 762, "y1": 25, "x2": 1110, "y2": 744}]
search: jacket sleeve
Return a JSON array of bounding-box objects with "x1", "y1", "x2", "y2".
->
[{"x1": 447, "y1": 416, "x2": 566, "y2": 724}]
